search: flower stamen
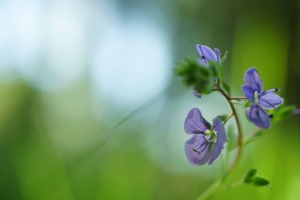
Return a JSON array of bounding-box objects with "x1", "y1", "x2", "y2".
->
[
  {"x1": 205, "y1": 129, "x2": 218, "y2": 143},
  {"x1": 254, "y1": 91, "x2": 259, "y2": 105},
  {"x1": 265, "y1": 88, "x2": 280, "y2": 93}
]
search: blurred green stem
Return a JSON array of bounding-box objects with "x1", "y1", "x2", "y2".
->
[
  {"x1": 195, "y1": 179, "x2": 221, "y2": 200},
  {"x1": 222, "y1": 179, "x2": 243, "y2": 190},
  {"x1": 195, "y1": 82, "x2": 245, "y2": 200},
  {"x1": 244, "y1": 127, "x2": 262, "y2": 145}
]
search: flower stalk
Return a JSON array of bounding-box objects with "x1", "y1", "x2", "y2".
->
[
  {"x1": 195, "y1": 179, "x2": 221, "y2": 200},
  {"x1": 230, "y1": 97, "x2": 247, "y2": 100},
  {"x1": 195, "y1": 83, "x2": 245, "y2": 200},
  {"x1": 216, "y1": 84, "x2": 244, "y2": 179},
  {"x1": 223, "y1": 112, "x2": 234, "y2": 125}
]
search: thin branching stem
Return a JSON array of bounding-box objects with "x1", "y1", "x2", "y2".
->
[
  {"x1": 230, "y1": 97, "x2": 247, "y2": 100},
  {"x1": 195, "y1": 83, "x2": 245, "y2": 200},
  {"x1": 223, "y1": 112, "x2": 234, "y2": 125},
  {"x1": 195, "y1": 180, "x2": 221, "y2": 200},
  {"x1": 244, "y1": 127, "x2": 262, "y2": 145},
  {"x1": 216, "y1": 84, "x2": 244, "y2": 179},
  {"x1": 222, "y1": 179, "x2": 243, "y2": 190}
]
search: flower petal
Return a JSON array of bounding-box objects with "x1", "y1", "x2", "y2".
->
[
  {"x1": 197, "y1": 58, "x2": 208, "y2": 67},
  {"x1": 185, "y1": 135, "x2": 211, "y2": 166},
  {"x1": 258, "y1": 91, "x2": 283, "y2": 110},
  {"x1": 212, "y1": 117, "x2": 227, "y2": 145},
  {"x1": 246, "y1": 105, "x2": 271, "y2": 129},
  {"x1": 208, "y1": 143, "x2": 222, "y2": 165},
  {"x1": 208, "y1": 117, "x2": 227, "y2": 165},
  {"x1": 192, "y1": 89, "x2": 202, "y2": 98},
  {"x1": 243, "y1": 67, "x2": 263, "y2": 93},
  {"x1": 242, "y1": 84, "x2": 255, "y2": 102},
  {"x1": 214, "y1": 48, "x2": 221, "y2": 63},
  {"x1": 196, "y1": 44, "x2": 217, "y2": 65},
  {"x1": 184, "y1": 108, "x2": 209, "y2": 134}
]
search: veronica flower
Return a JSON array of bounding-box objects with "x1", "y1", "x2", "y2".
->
[
  {"x1": 196, "y1": 44, "x2": 221, "y2": 66},
  {"x1": 242, "y1": 67, "x2": 283, "y2": 129},
  {"x1": 193, "y1": 45, "x2": 221, "y2": 98},
  {"x1": 184, "y1": 108, "x2": 227, "y2": 166}
]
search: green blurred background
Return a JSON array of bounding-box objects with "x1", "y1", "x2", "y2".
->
[{"x1": 0, "y1": 0, "x2": 300, "y2": 199}]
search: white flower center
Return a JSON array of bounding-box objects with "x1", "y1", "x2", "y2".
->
[
  {"x1": 204, "y1": 129, "x2": 218, "y2": 143},
  {"x1": 254, "y1": 91, "x2": 259, "y2": 105}
]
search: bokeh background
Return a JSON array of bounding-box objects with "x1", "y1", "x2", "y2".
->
[{"x1": 1, "y1": 0, "x2": 300, "y2": 199}]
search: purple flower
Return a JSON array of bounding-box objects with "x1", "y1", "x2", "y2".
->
[
  {"x1": 196, "y1": 44, "x2": 221, "y2": 66},
  {"x1": 184, "y1": 108, "x2": 227, "y2": 166},
  {"x1": 192, "y1": 45, "x2": 221, "y2": 98},
  {"x1": 242, "y1": 67, "x2": 283, "y2": 129}
]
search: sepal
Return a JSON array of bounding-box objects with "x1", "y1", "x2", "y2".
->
[
  {"x1": 208, "y1": 61, "x2": 223, "y2": 79},
  {"x1": 176, "y1": 57, "x2": 215, "y2": 95}
]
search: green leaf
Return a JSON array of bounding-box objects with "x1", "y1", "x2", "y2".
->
[
  {"x1": 243, "y1": 169, "x2": 272, "y2": 189},
  {"x1": 243, "y1": 169, "x2": 257, "y2": 183},
  {"x1": 252, "y1": 176, "x2": 270, "y2": 187},
  {"x1": 219, "y1": 114, "x2": 228, "y2": 122},
  {"x1": 272, "y1": 105, "x2": 296, "y2": 122},
  {"x1": 194, "y1": 80, "x2": 214, "y2": 95},
  {"x1": 221, "y1": 79, "x2": 231, "y2": 96},
  {"x1": 226, "y1": 125, "x2": 237, "y2": 152},
  {"x1": 244, "y1": 100, "x2": 252, "y2": 108}
]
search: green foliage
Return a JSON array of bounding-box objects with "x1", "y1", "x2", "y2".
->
[
  {"x1": 243, "y1": 169, "x2": 271, "y2": 188},
  {"x1": 271, "y1": 105, "x2": 296, "y2": 122},
  {"x1": 244, "y1": 100, "x2": 252, "y2": 108},
  {"x1": 176, "y1": 57, "x2": 227, "y2": 95},
  {"x1": 243, "y1": 169, "x2": 257, "y2": 183},
  {"x1": 175, "y1": 57, "x2": 215, "y2": 94},
  {"x1": 252, "y1": 177, "x2": 270, "y2": 187},
  {"x1": 176, "y1": 57, "x2": 210, "y2": 84},
  {"x1": 209, "y1": 61, "x2": 223, "y2": 79},
  {"x1": 219, "y1": 114, "x2": 229, "y2": 122},
  {"x1": 194, "y1": 80, "x2": 215, "y2": 95}
]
